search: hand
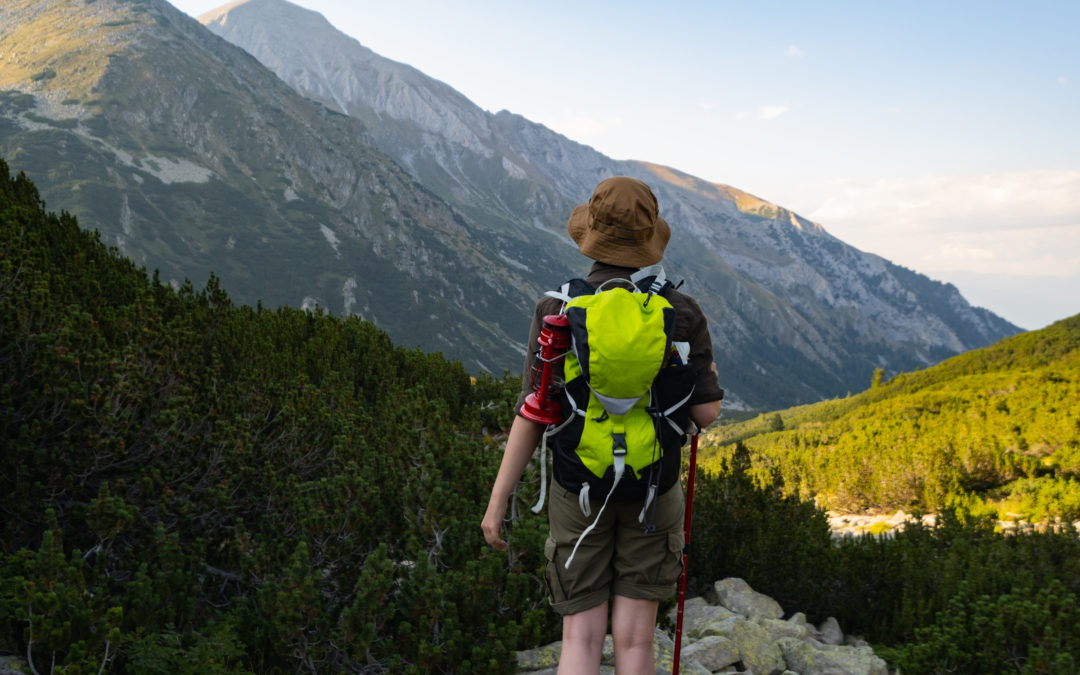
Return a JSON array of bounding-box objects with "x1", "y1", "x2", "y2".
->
[{"x1": 481, "y1": 501, "x2": 508, "y2": 551}]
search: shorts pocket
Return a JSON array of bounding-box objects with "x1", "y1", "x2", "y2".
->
[
  {"x1": 659, "y1": 530, "x2": 685, "y2": 587},
  {"x1": 543, "y1": 537, "x2": 567, "y2": 605}
]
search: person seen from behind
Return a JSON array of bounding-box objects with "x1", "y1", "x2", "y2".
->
[{"x1": 482, "y1": 176, "x2": 723, "y2": 674}]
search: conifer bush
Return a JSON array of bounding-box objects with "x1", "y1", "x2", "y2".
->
[
  {"x1": 686, "y1": 443, "x2": 836, "y2": 615},
  {"x1": 0, "y1": 159, "x2": 557, "y2": 672},
  {"x1": 691, "y1": 444, "x2": 1080, "y2": 671},
  {"x1": 878, "y1": 579, "x2": 1080, "y2": 674}
]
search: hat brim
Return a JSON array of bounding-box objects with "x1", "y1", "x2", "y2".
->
[{"x1": 567, "y1": 204, "x2": 670, "y2": 268}]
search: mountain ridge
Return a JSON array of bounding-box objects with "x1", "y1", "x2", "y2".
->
[{"x1": 0, "y1": 0, "x2": 1020, "y2": 410}]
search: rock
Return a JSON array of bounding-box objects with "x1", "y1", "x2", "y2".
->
[
  {"x1": 668, "y1": 595, "x2": 738, "y2": 630},
  {"x1": 680, "y1": 635, "x2": 740, "y2": 672},
  {"x1": 0, "y1": 656, "x2": 31, "y2": 675},
  {"x1": 787, "y1": 611, "x2": 811, "y2": 628},
  {"x1": 756, "y1": 616, "x2": 812, "y2": 641},
  {"x1": 515, "y1": 577, "x2": 891, "y2": 674},
  {"x1": 777, "y1": 637, "x2": 890, "y2": 675},
  {"x1": 516, "y1": 641, "x2": 562, "y2": 672},
  {"x1": 818, "y1": 616, "x2": 844, "y2": 645},
  {"x1": 653, "y1": 626, "x2": 675, "y2": 674},
  {"x1": 732, "y1": 618, "x2": 787, "y2": 675},
  {"x1": 690, "y1": 614, "x2": 739, "y2": 640},
  {"x1": 714, "y1": 577, "x2": 785, "y2": 619}
]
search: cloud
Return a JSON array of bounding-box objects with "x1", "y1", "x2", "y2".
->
[
  {"x1": 809, "y1": 170, "x2": 1080, "y2": 230},
  {"x1": 760, "y1": 105, "x2": 790, "y2": 120},
  {"x1": 737, "y1": 105, "x2": 790, "y2": 121},
  {"x1": 787, "y1": 44, "x2": 805, "y2": 59},
  {"x1": 805, "y1": 170, "x2": 1080, "y2": 278}
]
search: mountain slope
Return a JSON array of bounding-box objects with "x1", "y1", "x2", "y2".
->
[
  {"x1": 702, "y1": 313, "x2": 1080, "y2": 516},
  {"x1": 0, "y1": 0, "x2": 541, "y2": 374},
  {"x1": 199, "y1": 0, "x2": 1020, "y2": 409}
]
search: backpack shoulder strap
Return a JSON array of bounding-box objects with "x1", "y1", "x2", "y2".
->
[
  {"x1": 544, "y1": 278, "x2": 594, "y2": 304},
  {"x1": 629, "y1": 264, "x2": 676, "y2": 302}
]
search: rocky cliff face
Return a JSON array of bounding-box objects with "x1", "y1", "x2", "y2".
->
[{"x1": 0, "y1": 0, "x2": 1020, "y2": 410}]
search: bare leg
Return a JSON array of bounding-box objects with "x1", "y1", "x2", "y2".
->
[
  {"x1": 611, "y1": 595, "x2": 658, "y2": 675},
  {"x1": 558, "y1": 601, "x2": 608, "y2": 675}
]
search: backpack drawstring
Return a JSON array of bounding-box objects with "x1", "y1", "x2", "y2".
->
[
  {"x1": 565, "y1": 448, "x2": 626, "y2": 568},
  {"x1": 578, "y1": 483, "x2": 592, "y2": 517}
]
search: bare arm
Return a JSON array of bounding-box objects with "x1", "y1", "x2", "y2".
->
[
  {"x1": 690, "y1": 399, "x2": 722, "y2": 429},
  {"x1": 481, "y1": 415, "x2": 545, "y2": 551},
  {"x1": 689, "y1": 362, "x2": 722, "y2": 429}
]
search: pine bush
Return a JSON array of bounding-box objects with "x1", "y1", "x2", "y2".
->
[{"x1": 0, "y1": 159, "x2": 556, "y2": 672}]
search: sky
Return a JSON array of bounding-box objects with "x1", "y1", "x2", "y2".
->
[{"x1": 170, "y1": 0, "x2": 1080, "y2": 331}]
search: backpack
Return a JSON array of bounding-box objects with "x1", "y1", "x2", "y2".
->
[{"x1": 531, "y1": 265, "x2": 697, "y2": 567}]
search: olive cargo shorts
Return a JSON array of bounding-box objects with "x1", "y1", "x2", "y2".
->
[{"x1": 544, "y1": 481, "x2": 685, "y2": 616}]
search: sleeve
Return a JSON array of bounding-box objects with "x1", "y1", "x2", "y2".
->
[{"x1": 682, "y1": 295, "x2": 725, "y2": 405}]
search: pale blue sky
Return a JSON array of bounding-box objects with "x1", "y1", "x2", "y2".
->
[{"x1": 171, "y1": 0, "x2": 1080, "y2": 330}]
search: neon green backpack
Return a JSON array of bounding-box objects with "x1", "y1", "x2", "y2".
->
[{"x1": 533, "y1": 265, "x2": 697, "y2": 567}]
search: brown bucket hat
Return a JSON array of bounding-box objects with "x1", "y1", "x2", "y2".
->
[{"x1": 567, "y1": 176, "x2": 671, "y2": 267}]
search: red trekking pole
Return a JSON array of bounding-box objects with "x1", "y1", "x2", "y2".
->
[{"x1": 672, "y1": 432, "x2": 699, "y2": 675}]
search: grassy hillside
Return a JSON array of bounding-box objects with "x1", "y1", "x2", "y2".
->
[{"x1": 701, "y1": 314, "x2": 1080, "y2": 520}]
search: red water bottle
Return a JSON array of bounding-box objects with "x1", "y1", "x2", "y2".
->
[{"x1": 520, "y1": 314, "x2": 571, "y2": 425}]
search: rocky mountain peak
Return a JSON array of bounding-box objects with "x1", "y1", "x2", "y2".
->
[{"x1": 199, "y1": 0, "x2": 493, "y2": 154}]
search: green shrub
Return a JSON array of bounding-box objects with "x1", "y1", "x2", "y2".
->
[
  {"x1": 880, "y1": 579, "x2": 1080, "y2": 674},
  {"x1": 0, "y1": 159, "x2": 556, "y2": 672},
  {"x1": 688, "y1": 443, "x2": 836, "y2": 618}
]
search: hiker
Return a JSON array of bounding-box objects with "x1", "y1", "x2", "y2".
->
[{"x1": 482, "y1": 176, "x2": 723, "y2": 674}]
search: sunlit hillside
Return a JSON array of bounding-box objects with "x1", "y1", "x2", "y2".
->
[{"x1": 700, "y1": 315, "x2": 1080, "y2": 521}]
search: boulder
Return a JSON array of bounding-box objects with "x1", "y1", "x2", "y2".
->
[
  {"x1": 777, "y1": 637, "x2": 890, "y2": 675},
  {"x1": 680, "y1": 635, "x2": 740, "y2": 672},
  {"x1": 756, "y1": 616, "x2": 812, "y2": 641},
  {"x1": 714, "y1": 577, "x2": 785, "y2": 619},
  {"x1": 817, "y1": 616, "x2": 844, "y2": 646},
  {"x1": 732, "y1": 618, "x2": 787, "y2": 675}
]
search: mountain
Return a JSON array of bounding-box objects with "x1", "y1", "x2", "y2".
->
[
  {"x1": 0, "y1": 0, "x2": 544, "y2": 376},
  {"x1": 0, "y1": 0, "x2": 1020, "y2": 410},
  {"x1": 197, "y1": 0, "x2": 1020, "y2": 408}
]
